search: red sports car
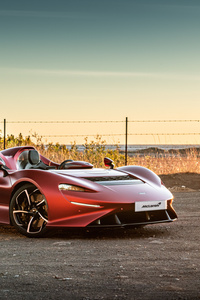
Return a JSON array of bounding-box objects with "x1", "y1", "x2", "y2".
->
[{"x1": 0, "y1": 146, "x2": 177, "y2": 237}]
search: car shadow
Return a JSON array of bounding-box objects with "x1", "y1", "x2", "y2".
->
[
  {"x1": 0, "y1": 224, "x2": 174, "y2": 240},
  {"x1": 48, "y1": 224, "x2": 173, "y2": 240}
]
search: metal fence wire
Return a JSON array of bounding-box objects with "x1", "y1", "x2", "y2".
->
[{"x1": 1, "y1": 118, "x2": 200, "y2": 164}]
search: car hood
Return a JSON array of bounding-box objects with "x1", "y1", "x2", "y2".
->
[
  {"x1": 50, "y1": 168, "x2": 172, "y2": 204},
  {"x1": 52, "y1": 168, "x2": 127, "y2": 178}
]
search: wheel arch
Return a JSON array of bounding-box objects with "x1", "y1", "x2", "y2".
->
[
  {"x1": 117, "y1": 165, "x2": 162, "y2": 187},
  {"x1": 10, "y1": 181, "x2": 37, "y2": 203}
]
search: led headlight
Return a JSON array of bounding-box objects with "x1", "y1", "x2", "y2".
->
[{"x1": 59, "y1": 184, "x2": 86, "y2": 192}]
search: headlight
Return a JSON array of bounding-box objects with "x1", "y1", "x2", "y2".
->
[{"x1": 59, "y1": 184, "x2": 86, "y2": 192}]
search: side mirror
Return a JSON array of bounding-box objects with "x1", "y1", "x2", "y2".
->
[
  {"x1": 0, "y1": 162, "x2": 9, "y2": 177},
  {"x1": 104, "y1": 157, "x2": 114, "y2": 169}
]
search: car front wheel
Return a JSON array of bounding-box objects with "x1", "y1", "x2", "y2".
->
[{"x1": 10, "y1": 183, "x2": 48, "y2": 237}]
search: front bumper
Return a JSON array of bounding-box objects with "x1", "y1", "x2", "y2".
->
[{"x1": 87, "y1": 199, "x2": 177, "y2": 228}]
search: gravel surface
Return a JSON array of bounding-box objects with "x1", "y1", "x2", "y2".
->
[
  {"x1": 160, "y1": 172, "x2": 200, "y2": 191},
  {"x1": 0, "y1": 189, "x2": 200, "y2": 300}
]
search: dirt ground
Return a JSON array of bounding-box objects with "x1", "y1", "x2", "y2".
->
[
  {"x1": 0, "y1": 173, "x2": 200, "y2": 300},
  {"x1": 160, "y1": 172, "x2": 200, "y2": 192}
]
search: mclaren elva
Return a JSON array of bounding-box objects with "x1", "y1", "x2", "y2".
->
[{"x1": 0, "y1": 146, "x2": 177, "y2": 237}]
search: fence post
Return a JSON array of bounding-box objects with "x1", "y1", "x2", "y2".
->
[
  {"x1": 125, "y1": 117, "x2": 128, "y2": 165},
  {"x1": 4, "y1": 119, "x2": 6, "y2": 149}
]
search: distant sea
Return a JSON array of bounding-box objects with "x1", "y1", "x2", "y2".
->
[
  {"x1": 64, "y1": 144, "x2": 200, "y2": 158},
  {"x1": 66, "y1": 144, "x2": 200, "y2": 152}
]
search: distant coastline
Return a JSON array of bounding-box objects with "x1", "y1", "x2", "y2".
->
[{"x1": 65, "y1": 144, "x2": 200, "y2": 157}]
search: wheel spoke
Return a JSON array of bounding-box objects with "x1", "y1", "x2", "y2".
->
[
  {"x1": 36, "y1": 199, "x2": 46, "y2": 207},
  {"x1": 16, "y1": 189, "x2": 32, "y2": 207},
  {"x1": 24, "y1": 189, "x2": 32, "y2": 206},
  {"x1": 13, "y1": 210, "x2": 30, "y2": 214},
  {"x1": 38, "y1": 211, "x2": 48, "y2": 223},
  {"x1": 30, "y1": 188, "x2": 39, "y2": 195},
  {"x1": 27, "y1": 214, "x2": 44, "y2": 234},
  {"x1": 27, "y1": 216, "x2": 37, "y2": 233},
  {"x1": 13, "y1": 210, "x2": 32, "y2": 227}
]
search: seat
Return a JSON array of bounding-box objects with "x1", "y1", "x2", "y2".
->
[
  {"x1": 25, "y1": 150, "x2": 40, "y2": 169},
  {"x1": 25, "y1": 150, "x2": 56, "y2": 170}
]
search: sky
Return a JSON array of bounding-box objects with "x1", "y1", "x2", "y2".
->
[{"x1": 1, "y1": 0, "x2": 200, "y2": 144}]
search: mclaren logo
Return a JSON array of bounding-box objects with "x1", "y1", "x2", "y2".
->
[
  {"x1": 142, "y1": 202, "x2": 161, "y2": 208},
  {"x1": 135, "y1": 201, "x2": 166, "y2": 212}
]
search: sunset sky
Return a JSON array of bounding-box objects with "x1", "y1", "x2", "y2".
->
[{"x1": 1, "y1": 0, "x2": 200, "y2": 144}]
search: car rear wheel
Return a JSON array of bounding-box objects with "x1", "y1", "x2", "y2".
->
[{"x1": 10, "y1": 183, "x2": 48, "y2": 237}]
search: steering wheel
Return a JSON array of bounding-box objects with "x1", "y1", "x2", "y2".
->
[{"x1": 58, "y1": 159, "x2": 73, "y2": 170}]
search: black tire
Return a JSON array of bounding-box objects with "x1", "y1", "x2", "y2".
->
[{"x1": 10, "y1": 183, "x2": 48, "y2": 237}]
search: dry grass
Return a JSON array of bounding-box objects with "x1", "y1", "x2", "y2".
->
[
  {"x1": 1, "y1": 134, "x2": 200, "y2": 175},
  {"x1": 127, "y1": 151, "x2": 200, "y2": 175},
  {"x1": 32, "y1": 143, "x2": 200, "y2": 175}
]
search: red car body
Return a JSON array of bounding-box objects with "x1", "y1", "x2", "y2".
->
[{"x1": 0, "y1": 146, "x2": 177, "y2": 237}]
